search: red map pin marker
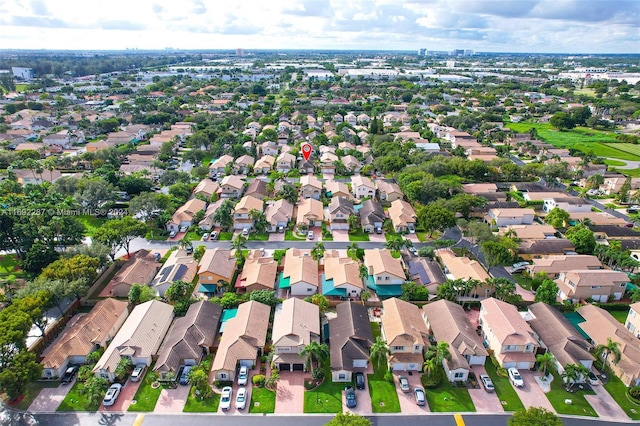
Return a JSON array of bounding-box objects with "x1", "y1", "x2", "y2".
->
[{"x1": 301, "y1": 142, "x2": 312, "y2": 161}]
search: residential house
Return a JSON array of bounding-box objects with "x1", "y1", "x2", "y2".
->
[
  {"x1": 556, "y1": 270, "x2": 628, "y2": 303},
  {"x1": 436, "y1": 249, "x2": 492, "y2": 299},
  {"x1": 298, "y1": 158, "x2": 315, "y2": 174},
  {"x1": 245, "y1": 179, "x2": 268, "y2": 200},
  {"x1": 197, "y1": 248, "x2": 237, "y2": 295},
  {"x1": 258, "y1": 141, "x2": 277, "y2": 157},
  {"x1": 93, "y1": 300, "x2": 174, "y2": 382},
  {"x1": 40, "y1": 299, "x2": 129, "y2": 379},
  {"x1": 151, "y1": 249, "x2": 198, "y2": 297},
  {"x1": 276, "y1": 152, "x2": 296, "y2": 173},
  {"x1": 406, "y1": 258, "x2": 447, "y2": 294},
  {"x1": 234, "y1": 155, "x2": 255, "y2": 175},
  {"x1": 567, "y1": 212, "x2": 626, "y2": 227},
  {"x1": 154, "y1": 301, "x2": 222, "y2": 380},
  {"x1": 300, "y1": 174, "x2": 323, "y2": 200},
  {"x1": 526, "y1": 255, "x2": 602, "y2": 279},
  {"x1": 254, "y1": 155, "x2": 275, "y2": 174},
  {"x1": 322, "y1": 250, "x2": 364, "y2": 299},
  {"x1": 193, "y1": 179, "x2": 219, "y2": 200},
  {"x1": 235, "y1": 251, "x2": 277, "y2": 293},
  {"x1": 272, "y1": 298, "x2": 320, "y2": 372},
  {"x1": 325, "y1": 180, "x2": 352, "y2": 200},
  {"x1": 329, "y1": 302, "x2": 374, "y2": 382},
  {"x1": 527, "y1": 303, "x2": 594, "y2": 375},
  {"x1": 296, "y1": 198, "x2": 324, "y2": 228},
  {"x1": 328, "y1": 197, "x2": 355, "y2": 231},
  {"x1": 485, "y1": 208, "x2": 535, "y2": 227},
  {"x1": 209, "y1": 154, "x2": 234, "y2": 175},
  {"x1": 422, "y1": 300, "x2": 488, "y2": 382},
  {"x1": 376, "y1": 180, "x2": 404, "y2": 203},
  {"x1": 499, "y1": 224, "x2": 557, "y2": 240},
  {"x1": 13, "y1": 169, "x2": 62, "y2": 185},
  {"x1": 578, "y1": 304, "x2": 640, "y2": 387},
  {"x1": 479, "y1": 298, "x2": 539, "y2": 369},
  {"x1": 101, "y1": 250, "x2": 160, "y2": 298},
  {"x1": 387, "y1": 200, "x2": 416, "y2": 233},
  {"x1": 341, "y1": 155, "x2": 362, "y2": 173},
  {"x1": 518, "y1": 239, "x2": 576, "y2": 260},
  {"x1": 359, "y1": 199, "x2": 385, "y2": 233},
  {"x1": 42, "y1": 133, "x2": 71, "y2": 149},
  {"x1": 210, "y1": 301, "x2": 271, "y2": 381},
  {"x1": 462, "y1": 183, "x2": 498, "y2": 194},
  {"x1": 320, "y1": 151, "x2": 338, "y2": 174},
  {"x1": 543, "y1": 196, "x2": 592, "y2": 213},
  {"x1": 351, "y1": 175, "x2": 376, "y2": 199},
  {"x1": 233, "y1": 195, "x2": 264, "y2": 230},
  {"x1": 590, "y1": 225, "x2": 640, "y2": 241},
  {"x1": 625, "y1": 303, "x2": 640, "y2": 338},
  {"x1": 264, "y1": 199, "x2": 293, "y2": 233},
  {"x1": 219, "y1": 175, "x2": 245, "y2": 199},
  {"x1": 198, "y1": 199, "x2": 225, "y2": 231},
  {"x1": 166, "y1": 198, "x2": 207, "y2": 232},
  {"x1": 280, "y1": 248, "x2": 319, "y2": 296},
  {"x1": 381, "y1": 298, "x2": 429, "y2": 371},
  {"x1": 364, "y1": 249, "x2": 406, "y2": 298}
]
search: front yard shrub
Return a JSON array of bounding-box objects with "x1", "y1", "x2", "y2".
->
[
  {"x1": 252, "y1": 374, "x2": 266, "y2": 387},
  {"x1": 422, "y1": 368, "x2": 444, "y2": 389}
]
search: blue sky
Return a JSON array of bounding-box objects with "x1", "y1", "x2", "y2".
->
[{"x1": 0, "y1": 0, "x2": 638, "y2": 53}]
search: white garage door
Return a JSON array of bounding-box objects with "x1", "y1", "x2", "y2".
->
[
  {"x1": 503, "y1": 362, "x2": 516, "y2": 369},
  {"x1": 239, "y1": 359, "x2": 253, "y2": 367},
  {"x1": 331, "y1": 224, "x2": 349, "y2": 230},
  {"x1": 407, "y1": 363, "x2": 420, "y2": 371},
  {"x1": 353, "y1": 359, "x2": 368, "y2": 368},
  {"x1": 516, "y1": 362, "x2": 531, "y2": 370},
  {"x1": 392, "y1": 363, "x2": 405, "y2": 371}
]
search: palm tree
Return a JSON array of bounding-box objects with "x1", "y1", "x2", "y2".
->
[
  {"x1": 594, "y1": 337, "x2": 622, "y2": 366},
  {"x1": 422, "y1": 357, "x2": 438, "y2": 376},
  {"x1": 311, "y1": 242, "x2": 325, "y2": 261},
  {"x1": 536, "y1": 352, "x2": 556, "y2": 378},
  {"x1": 369, "y1": 336, "x2": 390, "y2": 370},
  {"x1": 360, "y1": 289, "x2": 371, "y2": 305},
  {"x1": 562, "y1": 363, "x2": 589, "y2": 390},
  {"x1": 425, "y1": 341, "x2": 452, "y2": 373},
  {"x1": 347, "y1": 242, "x2": 359, "y2": 257},
  {"x1": 359, "y1": 264, "x2": 369, "y2": 285},
  {"x1": 178, "y1": 238, "x2": 193, "y2": 253},
  {"x1": 231, "y1": 235, "x2": 247, "y2": 261},
  {"x1": 348, "y1": 215, "x2": 359, "y2": 233},
  {"x1": 385, "y1": 237, "x2": 403, "y2": 254},
  {"x1": 300, "y1": 341, "x2": 329, "y2": 376}
]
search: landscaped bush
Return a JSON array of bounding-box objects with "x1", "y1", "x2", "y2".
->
[
  {"x1": 629, "y1": 385, "x2": 640, "y2": 401},
  {"x1": 497, "y1": 367, "x2": 509, "y2": 378},
  {"x1": 421, "y1": 368, "x2": 444, "y2": 389},
  {"x1": 252, "y1": 374, "x2": 266, "y2": 387},
  {"x1": 383, "y1": 371, "x2": 394, "y2": 383},
  {"x1": 312, "y1": 369, "x2": 324, "y2": 381}
]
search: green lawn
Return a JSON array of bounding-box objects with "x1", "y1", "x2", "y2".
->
[
  {"x1": 348, "y1": 230, "x2": 371, "y2": 242},
  {"x1": 602, "y1": 368, "x2": 640, "y2": 420},
  {"x1": 128, "y1": 370, "x2": 163, "y2": 412},
  {"x1": 15, "y1": 83, "x2": 29, "y2": 92},
  {"x1": 607, "y1": 310, "x2": 628, "y2": 324},
  {"x1": 146, "y1": 229, "x2": 168, "y2": 240},
  {"x1": 506, "y1": 121, "x2": 640, "y2": 161},
  {"x1": 545, "y1": 373, "x2": 597, "y2": 417},
  {"x1": 606, "y1": 143, "x2": 640, "y2": 157},
  {"x1": 484, "y1": 360, "x2": 525, "y2": 412},
  {"x1": 249, "y1": 387, "x2": 276, "y2": 413},
  {"x1": 426, "y1": 379, "x2": 476, "y2": 412},
  {"x1": 604, "y1": 159, "x2": 627, "y2": 167},
  {"x1": 7, "y1": 381, "x2": 60, "y2": 411},
  {"x1": 248, "y1": 232, "x2": 269, "y2": 241},
  {"x1": 303, "y1": 367, "x2": 346, "y2": 413},
  {"x1": 285, "y1": 230, "x2": 306, "y2": 241},
  {"x1": 77, "y1": 215, "x2": 108, "y2": 237},
  {"x1": 183, "y1": 387, "x2": 220, "y2": 412},
  {"x1": 367, "y1": 320, "x2": 401, "y2": 413},
  {"x1": 218, "y1": 232, "x2": 233, "y2": 241},
  {"x1": 513, "y1": 274, "x2": 534, "y2": 290},
  {"x1": 57, "y1": 380, "x2": 103, "y2": 412},
  {"x1": 184, "y1": 231, "x2": 203, "y2": 241},
  {"x1": 0, "y1": 254, "x2": 22, "y2": 277}
]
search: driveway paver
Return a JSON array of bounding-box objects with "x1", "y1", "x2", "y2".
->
[
  {"x1": 394, "y1": 373, "x2": 430, "y2": 413},
  {"x1": 153, "y1": 384, "x2": 191, "y2": 413},
  {"x1": 332, "y1": 230, "x2": 350, "y2": 242},
  {"x1": 511, "y1": 370, "x2": 554, "y2": 412},
  {"x1": 218, "y1": 381, "x2": 253, "y2": 415},
  {"x1": 585, "y1": 382, "x2": 629, "y2": 421},
  {"x1": 28, "y1": 382, "x2": 75, "y2": 412},
  {"x1": 467, "y1": 366, "x2": 503, "y2": 413},
  {"x1": 368, "y1": 233, "x2": 387, "y2": 243},
  {"x1": 100, "y1": 379, "x2": 141, "y2": 412},
  {"x1": 275, "y1": 371, "x2": 305, "y2": 414}
]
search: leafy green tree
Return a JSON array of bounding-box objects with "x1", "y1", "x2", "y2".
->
[
  {"x1": 128, "y1": 283, "x2": 156, "y2": 305},
  {"x1": 218, "y1": 291, "x2": 241, "y2": 309},
  {"x1": 81, "y1": 375, "x2": 109, "y2": 405},
  {"x1": 249, "y1": 290, "x2": 279, "y2": 307},
  {"x1": 416, "y1": 203, "x2": 456, "y2": 237},
  {"x1": 40, "y1": 254, "x2": 100, "y2": 284},
  {"x1": 481, "y1": 238, "x2": 518, "y2": 268},
  {"x1": 466, "y1": 221, "x2": 495, "y2": 245},
  {"x1": 300, "y1": 341, "x2": 329, "y2": 376},
  {"x1": 326, "y1": 413, "x2": 371, "y2": 426},
  {"x1": 401, "y1": 281, "x2": 430, "y2": 301},
  {"x1": 165, "y1": 280, "x2": 191, "y2": 304},
  {"x1": 304, "y1": 293, "x2": 329, "y2": 313},
  {"x1": 128, "y1": 192, "x2": 169, "y2": 223},
  {"x1": 193, "y1": 245, "x2": 205, "y2": 261},
  {"x1": 94, "y1": 216, "x2": 147, "y2": 260},
  {"x1": 508, "y1": 407, "x2": 562, "y2": 426},
  {"x1": 486, "y1": 277, "x2": 516, "y2": 302},
  {"x1": 534, "y1": 280, "x2": 559, "y2": 305},
  {"x1": 545, "y1": 208, "x2": 570, "y2": 228},
  {"x1": 115, "y1": 357, "x2": 133, "y2": 381},
  {"x1": 549, "y1": 112, "x2": 575, "y2": 131},
  {"x1": 436, "y1": 280, "x2": 457, "y2": 301},
  {"x1": 565, "y1": 225, "x2": 596, "y2": 254},
  {"x1": 536, "y1": 352, "x2": 556, "y2": 377}
]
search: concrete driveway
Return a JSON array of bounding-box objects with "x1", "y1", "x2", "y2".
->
[
  {"x1": 154, "y1": 384, "x2": 191, "y2": 413},
  {"x1": 100, "y1": 379, "x2": 141, "y2": 412},
  {"x1": 28, "y1": 382, "x2": 75, "y2": 412},
  {"x1": 269, "y1": 233, "x2": 285, "y2": 242},
  {"x1": 275, "y1": 372, "x2": 305, "y2": 414},
  {"x1": 394, "y1": 373, "x2": 430, "y2": 413},
  {"x1": 332, "y1": 230, "x2": 350, "y2": 242},
  {"x1": 218, "y1": 381, "x2": 253, "y2": 415},
  {"x1": 368, "y1": 233, "x2": 387, "y2": 243},
  {"x1": 585, "y1": 382, "x2": 629, "y2": 421},
  {"x1": 468, "y1": 366, "x2": 503, "y2": 413},
  {"x1": 343, "y1": 369, "x2": 372, "y2": 415},
  {"x1": 511, "y1": 370, "x2": 555, "y2": 412}
]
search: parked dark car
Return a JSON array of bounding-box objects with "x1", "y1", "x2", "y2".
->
[
  {"x1": 345, "y1": 386, "x2": 357, "y2": 408},
  {"x1": 61, "y1": 366, "x2": 78, "y2": 384},
  {"x1": 355, "y1": 372, "x2": 365, "y2": 390}
]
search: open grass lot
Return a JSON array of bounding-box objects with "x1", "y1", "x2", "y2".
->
[
  {"x1": 426, "y1": 380, "x2": 476, "y2": 412},
  {"x1": 249, "y1": 387, "x2": 276, "y2": 413},
  {"x1": 607, "y1": 310, "x2": 628, "y2": 324},
  {"x1": 303, "y1": 368, "x2": 345, "y2": 413},
  {"x1": 602, "y1": 368, "x2": 640, "y2": 420},
  {"x1": 15, "y1": 83, "x2": 29, "y2": 92},
  {"x1": 183, "y1": 388, "x2": 220, "y2": 412},
  {"x1": 5, "y1": 381, "x2": 60, "y2": 410},
  {"x1": 606, "y1": 143, "x2": 640, "y2": 157},
  {"x1": 484, "y1": 360, "x2": 525, "y2": 412},
  {"x1": 218, "y1": 232, "x2": 233, "y2": 241},
  {"x1": 77, "y1": 215, "x2": 107, "y2": 237},
  {"x1": 367, "y1": 322, "x2": 400, "y2": 413},
  {"x1": 57, "y1": 380, "x2": 102, "y2": 412},
  {"x1": 248, "y1": 232, "x2": 269, "y2": 241},
  {"x1": 348, "y1": 230, "x2": 371, "y2": 242},
  {"x1": 507, "y1": 121, "x2": 640, "y2": 161},
  {"x1": 128, "y1": 375, "x2": 163, "y2": 412},
  {"x1": 604, "y1": 159, "x2": 627, "y2": 167},
  {"x1": 545, "y1": 373, "x2": 597, "y2": 417}
]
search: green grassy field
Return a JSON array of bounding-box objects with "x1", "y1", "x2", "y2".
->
[
  {"x1": 77, "y1": 215, "x2": 107, "y2": 237},
  {"x1": 303, "y1": 367, "x2": 345, "y2": 413},
  {"x1": 484, "y1": 360, "x2": 525, "y2": 412},
  {"x1": 426, "y1": 379, "x2": 476, "y2": 412},
  {"x1": 57, "y1": 380, "x2": 103, "y2": 412},
  {"x1": 506, "y1": 121, "x2": 640, "y2": 162},
  {"x1": 183, "y1": 389, "x2": 220, "y2": 412},
  {"x1": 248, "y1": 387, "x2": 276, "y2": 413},
  {"x1": 545, "y1": 372, "x2": 597, "y2": 417},
  {"x1": 602, "y1": 368, "x2": 640, "y2": 420}
]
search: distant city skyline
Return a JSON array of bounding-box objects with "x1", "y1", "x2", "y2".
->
[{"x1": 0, "y1": 0, "x2": 638, "y2": 54}]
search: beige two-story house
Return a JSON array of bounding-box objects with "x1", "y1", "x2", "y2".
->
[
  {"x1": 381, "y1": 298, "x2": 429, "y2": 371},
  {"x1": 272, "y1": 298, "x2": 320, "y2": 372}
]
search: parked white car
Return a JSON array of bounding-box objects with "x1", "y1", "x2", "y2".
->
[
  {"x1": 237, "y1": 366, "x2": 249, "y2": 386},
  {"x1": 220, "y1": 386, "x2": 233, "y2": 410},
  {"x1": 508, "y1": 368, "x2": 524, "y2": 387},
  {"x1": 103, "y1": 383, "x2": 122, "y2": 407},
  {"x1": 235, "y1": 387, "x2": 247, "y2": 410}
]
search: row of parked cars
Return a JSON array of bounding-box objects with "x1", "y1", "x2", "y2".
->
[
  {"x1": 397, "y1": 375, "x2": 426, "y2": 406},
  {"x1": 220, "y1": 366, "x2": 250, "y2": 410}
]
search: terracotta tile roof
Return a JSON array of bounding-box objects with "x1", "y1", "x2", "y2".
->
[
  {"x1": 272, "y1": 298, "x2": 320, "y2": 348},
  {"x1": 197, "y1": 248, "x2": 236, "y2": 282},
  {"x1": 296, "y1": 198, "x2": 324, "y2": 223},
  {"x1": 388, "y1": 200, "x2": 416, "y2": 228},
  {"x1": 324, "y1": 251, "x2": 363, "y2": 289},
  {"x1": 300, "y1": 174, "x2": 323, "y2": 190},
  {"x1": 480, "y1": 298, "x2": 538, "y2": 347},
  {"x1": 220, "y1": 175, "x2": 244, "y2": 190},
  {"x1": 171, "y1": 198, "x2": 206, "y2": 224},
  {"x1": 282, "y1": 248, "x2": 319, "y2": 288},
  {"x1": 364, "y1": 249, "x2": 405, "y2": 280},
  {"x1": 329, "y1": 302, "x2": 373, "y2": 371},
  {"x1": 234, "y1": 195, "x2": 264, "y2": 213},
  {"x1": 237, "y1": 255, "x2": 277, "y2": 290},
  {"x1": 254, "y1": 155, "x2": 275, "y2": 170},
  {"x1": 381, "y1": 298, "x2": 429, "y2": 347},
  {"x1": 265, "y1": 199, "x2": 293, "y2": 225},
  {"x1": 436, "y1": 248, "x2": 489, "y2": 281},
  {"x1": 41, "y1": 299, "x2": 129, "y2": 370},
  {"x1": 499, "y1": 224, "x2": 556, "y2": 240},
  {"x1": 193, "y1": 179, "x2": 219, "y2": 198},
  {"x1": 528, "y1": 255, "x2": 602, "y2": 276}
]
